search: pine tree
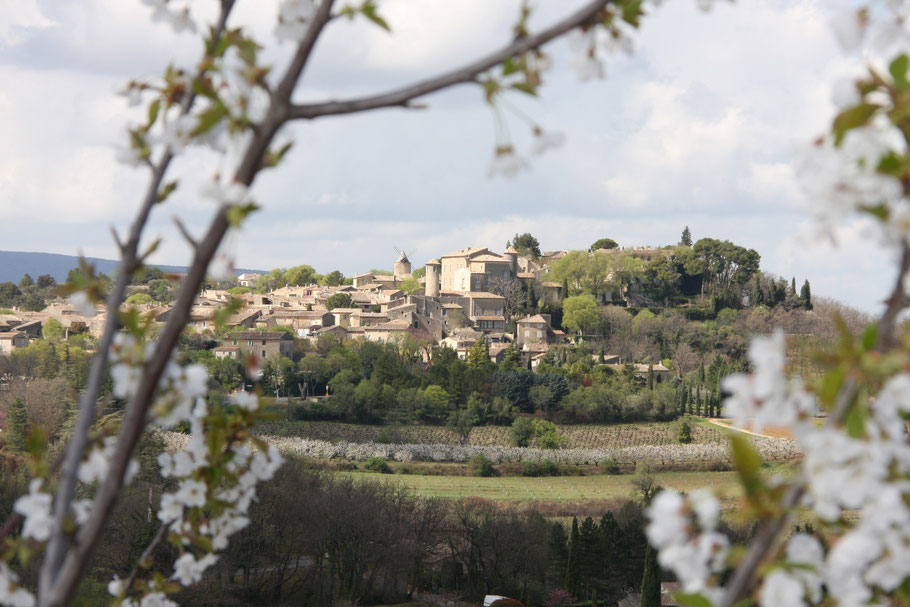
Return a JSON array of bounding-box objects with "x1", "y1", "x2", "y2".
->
[
  {"x1": 639, "y1": 545, "x2": 661, "y2": 607},
  {"x1": 800, "y1": 279, "x2": 813, "y2": 310},
  {"x1": 7, "y1": 397, "x2": 28, "y2": 453},
  {"x1": 548, "y1": 521, "x2": 570, "y2": 589},
  {"x1": 566, "y1": 516, "x2": 581, "y2": 596},
  {"x1": 680, "y1": 226, "x2": 692, "y2": 247}
]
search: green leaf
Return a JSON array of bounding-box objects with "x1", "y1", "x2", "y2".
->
[
  {"x1": 621, "y1": 0, "x2": 645, "y2": 27},
  {"x1": 846, "y1": 406, "x2": 866, "y2": 439},
  {"x1": 157, "y1": 180, "x2": 179, "y2": 203},
  {"x1": 674, "y1": 593, "x2": 714, "y2": 607},
  {"x1": 227, "y1": 202, "x2": 260, "y2": 228},
  {"x1": 818, "y1": 366, "x2": 845, "y2": 407},
  {"x1": 361, "y1": 2, "x2": 390, "y2": 31},
  {"x1": 147, "y1": 98, "x2": 161, "y2": 128},
  {"x1": 730, "y1": 433, "x2": 764, "y2": 497},
  {"x1": 191, "y1": 105, "x2": 227, "y2": 137},
  {"x1": 861, "y1": 324, "x2": 879, "y2": 351},
  {"x1": 832, "y1": 103, "x2": 880, "y2": 145},
  {"x1": 890, "y1": 54, "x2": 910, "y2": 91},
  {"x1": 502, "y1": 56, "x2": 519, "y2": 76},
  {"x1": 510, "y1": 81, "x2": 538, "y2": 96}
]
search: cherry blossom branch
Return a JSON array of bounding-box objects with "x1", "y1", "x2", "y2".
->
[
  {"x1": 39, "y1": 2, "x2": 336, "y2": 605},
  {"x1": 37, "y1": 1, "x2": 239, "y2": 603},
  {"x1": 286, "y1": 0, "x2": 613, "y2": 121}
]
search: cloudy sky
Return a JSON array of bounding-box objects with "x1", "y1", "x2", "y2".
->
[{"x1": 0, "y1": 0, "x2": 893, "y2": 312}]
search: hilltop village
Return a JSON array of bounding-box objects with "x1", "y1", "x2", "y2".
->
[{"x1": 0, "y1": 233, "x2": 824, "y2": 385}]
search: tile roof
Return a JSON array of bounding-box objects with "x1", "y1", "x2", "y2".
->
[{"x1": 227, "y1": 331, "x2": 294, "y2": 340}]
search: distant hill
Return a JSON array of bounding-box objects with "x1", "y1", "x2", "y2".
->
[{"x1": 0, "y1": 251, "x2": 261, "y2": 283}]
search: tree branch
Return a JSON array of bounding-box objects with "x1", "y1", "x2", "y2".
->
[
  {"x1": 286, "y1": 0, "x2": 611, "y2": 121},
  {"x1": 39, "y1": 3, "x2": 336, "y2": 605},
  {"x1": 37, "y1": 3, "x2": 238, "y2": 604}
]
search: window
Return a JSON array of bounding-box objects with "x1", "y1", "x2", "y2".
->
[
  {"x1": 262, "y1": 350, "x2": 266, "y2": 357},
  {"x1": 262, "y1": 339, "x2": 267, "y2": 346},
  {"x1": 232, "y1": 340, "x2": 237, "y2": 345},
  {"x1": 248, "y1": 340, "x2": 253, "y2": 346}
]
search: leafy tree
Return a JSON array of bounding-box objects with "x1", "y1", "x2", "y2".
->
[
  {"x1": 680, "y1": 225, "x2": 693, "y2": 247},
  {"x1": 640, "y1": 545, "x2": 661, "y2": 607},
  {"x1": 562, "y1": 295, "x2": 600, "y2": 335},
  {"x1": 42, "y1": 317, "x2": 66, "y2": 342},
  {"x1": 509, "y1": 417, "x2": 536, "y2": 447},
  {"x1": 507, "y1": 232, "x2": 542, "y2": 258},
  {"x1": 6, "y1": 397, "x2": 28, "y2": 453},
  {"x1": 466, "y1": 339, "x2": 492, "y2": 372},
  {"x1": 589, "y1": 238, "x2": 618, "y2": 251},
  {"x1": 19, "y1": 274, "x2": 34, "y2": 289},
  {"x1": 325, "y1": 292, "x2": 353, "y2": 310},
  {"x1": 36, "y1": 274, "x2": 56, "y2": 289},
  {"x1": 529, "y1": 384, "x2": 555, "y2": 415},
  {"x1": 447, "y1": 406, "x2": 479, "y2": 444},
  {"x1": 644, "y1": 256, "x2": 681, "y2": 305},
  {"x1": 125, "y1": 293, "x2": 153, "y2": 305},
  {"x1": 322, "y1": 270, "x2": 344, "y2": 286},
  {"x1": 0, "y1": 282, "x2": 22, "y2": 308}
]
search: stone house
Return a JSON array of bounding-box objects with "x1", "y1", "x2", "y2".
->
[
  {"x1": 225, "y1": 331, "x2": 294, "y2": 360},
  {"x1": 0, "y1": 332, "x2": 29, "y2": 354}
]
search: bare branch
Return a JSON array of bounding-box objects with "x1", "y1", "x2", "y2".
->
[
  {"x1": 173, "y1": 217, "x2": 199, "y2": 249},
  {"x1": 287, "y1": 0, "x2": 611, "y2": 121},
  {"x1": 110, "y1": 227, "x2": 126, "y2": 255},
  {"x1": 122, "y1": 521, "x2": 172, "y2": 594}
]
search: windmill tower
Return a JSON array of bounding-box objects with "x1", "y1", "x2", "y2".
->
[{"x1": 393, "y1": 247, "x2": 414, "y2": 279}]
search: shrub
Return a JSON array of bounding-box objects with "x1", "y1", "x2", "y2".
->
[
  {"x1": 677, "y1": 420, "x2": 692, "y2": 444},
  {"x1": 469, "y1": 454, "x2": 495, "y2": 477},
  {"x1": 600, "y1": 458, "x2": 620, "y2": 475},
  {"x1": 509, "y1": 417, "x2": 535, "y2": 447},
  {"x1": 524, "y1": 459, "x2": 560, "y2": 477},
  {"x1": 364, "y1": 457, "x2": 392, "y2": 474},
  {"x1": 536, "y1": 429, "x2": 565, "y2": 449}
]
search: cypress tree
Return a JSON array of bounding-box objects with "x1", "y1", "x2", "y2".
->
[
  {"x1": 566, "y1": 516, "x2": 581, "y2": 596},
  {"x1": 800, "y1": 279, "x2": 813, "y2": 310},
  {"x1": 563, "y1": 277, "x2": 570, "y2": 299},
  {"x1": 647, "y1": 364, "x2": 654, "y2": 390},
  {"x1": 548, "y1": 521, "x2": 570, "y2": 589},
  {"x1": 640, "y1": 545, "x2": 661, "y2": 607},
  {"x1": 7, "y1": 397, "x2": 28, "y2": 453},
  {"x1": 599, "y1": 346, "x2": 605, "y2": 364},
  {"x1": 697, "y1": 362, "x2": 705, "y2": 386},
  {"x1": 791, "y1": 276, "x2": 797, "y2": 295}
]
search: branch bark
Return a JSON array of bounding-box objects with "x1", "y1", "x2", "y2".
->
[
  {"x1": 287, "y1": 0, "x2": 611, "y2": 121},
  {"x1": 38, "y1": 2, "x2": 336, "y2": 605}
]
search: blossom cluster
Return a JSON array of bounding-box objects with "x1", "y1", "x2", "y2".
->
[{"x1": 645, "y1": 489, "x2": 728, "y2": 604}]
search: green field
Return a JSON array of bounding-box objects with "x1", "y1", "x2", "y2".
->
[{"x1": 351, "y1": 470, "x2": 746, "y2": 501}]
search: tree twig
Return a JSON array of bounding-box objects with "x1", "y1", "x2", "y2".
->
[{"x1": 287, "y1": 0, "x2": 612, "y2": 121}]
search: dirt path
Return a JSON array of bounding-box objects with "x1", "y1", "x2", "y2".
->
[{"x1": 704, "y1": 418, "x2": 776, "y2": 439}]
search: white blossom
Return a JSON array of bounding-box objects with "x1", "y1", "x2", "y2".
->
[
  {"x1": 140, "y1": 593, "x2": 178, "y2": 607},
  {"x1": 175, "y1": 479, "x2": 207, "y2": 508},
  {"x1": 0, "y1": 562, "x2": 34, "y2": 607},
  {"x1": 487, "y1": 147, "x2": 528, "y2": 179},
  {"x1": 69, "y1": 291, "x2": 97, "y2": 317},
  {"x1": 831, "y1": 77, "x2": 861, "y2": 110},
  {"x1": 161, "y1": 114, "x2": 197, "y2": 153},
  {"x1": 276, "y1": 0, "x2": 317, "y2": 42},
  {"x1": 158, "y1": 492, "x2": 183, "y2": 523},
  {"x1": 232, "y1": 391, "x2": 259, "y2": 411},
  {"x1": 760, "y1": 569, "x2": 807, "y2": 607},
  {"x1": 171, "y1": 552, "x2": 218, "y2": 586},
  {"x1": 13, "y1": 480, "x2": 53, "y2": 542},
  {"x1": 111, "y1": 363, "x2": 142, "y2": 400},
  {"x1": 107, "y1": 576, "x2": 126, "y2": 597},
  {"x1": 830, "y1": 8, "x2": 868, "y2": 53},
  {"x1": 531, "y1": 128, "x2": 565, "y2": 156}
]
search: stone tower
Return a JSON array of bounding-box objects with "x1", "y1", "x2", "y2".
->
[
  {"x1": 425, "y1": 259, "x2": 441, "y2": 297},
  {"x1": 504, "y1": 245, "x2": 519, "y2": 276}
]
